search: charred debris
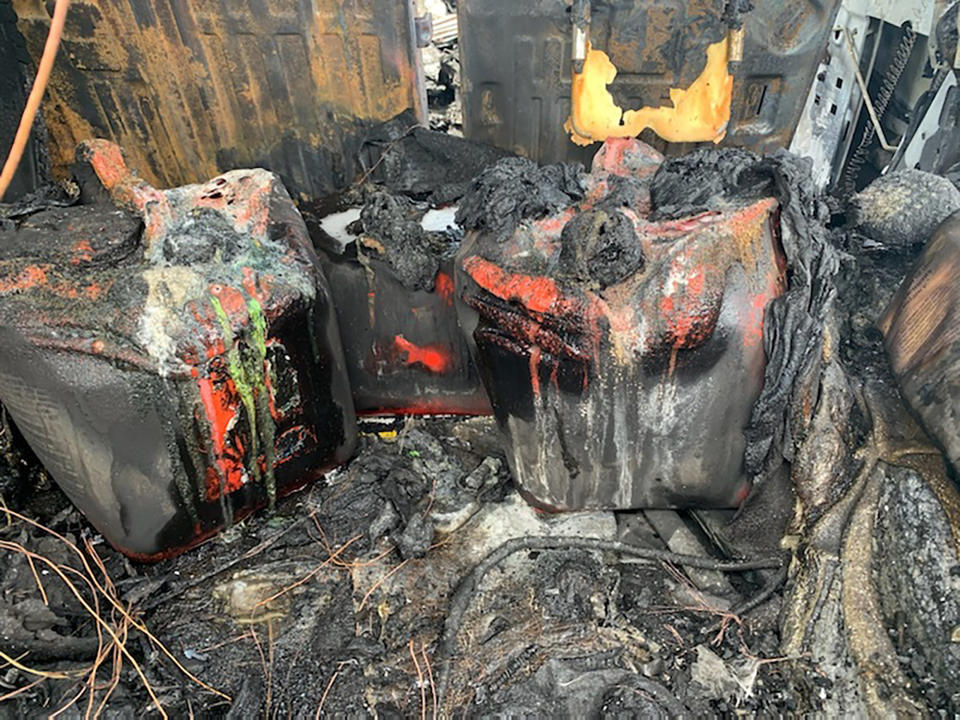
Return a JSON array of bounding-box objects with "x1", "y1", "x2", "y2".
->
[
  {"x1": 0, "y1": 112, "x2": 958, "y2": 717},
  {"x1": 3, "y1": 0, "x2": 960, "y2": 713}
]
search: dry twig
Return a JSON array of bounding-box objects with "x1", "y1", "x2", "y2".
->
[
  {"x1": 409, "y1": 639, "x2": 426, "y2": 720},
  {"x1": 358, "y1": 559, "x2": 411, "y2": 612},
  {"x1": 0, "y1": 506, "x2": 232, "y2": 716},
  {"x1": 421, "y1": 642, "x2": 437, "y2": 720},
  {"x1": 315, "y1": 669, "x2": 340, "y2": 718}
]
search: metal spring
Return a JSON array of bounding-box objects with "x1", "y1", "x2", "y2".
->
[{"x1": 841, "y1": 22, "x2": 917, "y2": 196}]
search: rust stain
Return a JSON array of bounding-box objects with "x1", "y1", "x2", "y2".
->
[{"x1": 12, "y1": 0, "x2": 422, "y2": 193}]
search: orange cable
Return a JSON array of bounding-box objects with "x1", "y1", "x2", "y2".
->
[{"x1": 0, "y1": 0, "x2": 70, "y2": 202}]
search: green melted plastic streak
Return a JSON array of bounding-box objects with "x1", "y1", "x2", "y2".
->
[{"x1": 210, "y1": 294, "x2": 277, "y2": 510}]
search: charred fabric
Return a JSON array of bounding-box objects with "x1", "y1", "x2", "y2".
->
[{"x1": 1, "y1": 122, "x2": 960, "y2": 716}]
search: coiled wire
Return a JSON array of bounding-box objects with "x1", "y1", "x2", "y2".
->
[{"x1": 840, "y1": 22, "x2": 918, "y2": 196}]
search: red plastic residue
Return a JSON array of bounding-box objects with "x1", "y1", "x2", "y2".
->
[
  {"x1": 0, "y1": 264, "x2": 48, "y2": 294},
  {"x1": 196, "y1": 371, "x2": 248, "y2": 501},
  {"x1": 435, "y1": 271, "x2": 455, "y2": 306},
  {"x1": 71, "y1": 240, "x2": 94, "y2": 265},
  {"x1": 393, "y1": 335, "x2": 452, "y2": 373},
  {"x1": 463, "y1": 256, "x2": 573, "y2": 315}
]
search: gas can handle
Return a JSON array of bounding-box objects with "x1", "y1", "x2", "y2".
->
[{"x1": 76, "y1": 140, "x2": 172, "y2": 257}]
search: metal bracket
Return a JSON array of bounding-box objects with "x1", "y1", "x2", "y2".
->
[
  {"x1": 894, "y1": 70, "x2": 959, "y2": 170},
  {"x1": 571, "y1": 0, "x2": 591, "y2": 74},
  {"x1": 788, "y1": 7, "x2": 873, "y2": 190},
  {"x1": 415, "y1": 13, "x2": 433, "y2": 48}
]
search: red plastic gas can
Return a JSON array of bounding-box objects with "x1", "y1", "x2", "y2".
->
[
  {"x1": 0, "y1": 141, "x2": 357, "y2": 559},
  {"x1": 456, "y1": 139, "x2": 785, "y2": 510}
]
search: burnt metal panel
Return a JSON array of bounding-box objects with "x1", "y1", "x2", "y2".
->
[
  {"x1": 458, "y1": 0, "x2": 841, "y2": 163},
  {"x1": 11, "y1": 0, "x2": 426, "y2": 200}
]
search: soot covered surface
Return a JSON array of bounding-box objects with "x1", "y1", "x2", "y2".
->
[
  {"x1": 304, "y1": 119, "x2": 506, "y2": 417},
  {"x1": 357, "y1": 191, "x2": 456, "y2": 293},
  {"x1": 454, "y1": 140, "x2": 796, "y2": 510},
  {"x1": 0, "y1": 144, "x2": 357, "y2": 560},
  {"x1": 0, "y1": 417, "x2": 802, "y2": 718},
  {"x1": 2, "y1": 139, "x2": 960, "y2": 717}
]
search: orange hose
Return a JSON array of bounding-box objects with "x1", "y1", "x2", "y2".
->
[{"x1": 0, "y1": 0, "x2": 70, "y2": 202}]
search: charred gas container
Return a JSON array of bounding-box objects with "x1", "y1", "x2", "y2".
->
[
  {"x1": 311, "y1": 195, "x2": 491, "y2": 416},
  {"x1": 0, "y1": 141, "x2": 356, "y2": 560},
  {"x1": 455, "y1": 139, "x2": 785, "y2": 510},
  {"x1": 881, "y1": 210, "x2": 960, "y2": 474}
]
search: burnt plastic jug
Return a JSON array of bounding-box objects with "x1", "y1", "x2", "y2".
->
[
  {"x1": 882, "y1": 210, "x2": 960, "y2": 474},
  {"x1": 455, "y1": 139, "x2": 785, "y2": 510},
  {"x1": 0, "y1": 141, "x2": 357, "y2": 559},
  {"x1": 312, "y1": 200, "x2": 491, "y2": 416}
]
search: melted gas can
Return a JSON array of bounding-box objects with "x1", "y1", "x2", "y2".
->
[
  {"x1": 0, "y1": 141, "x2": 356, "y2": 559},
  {"x1": 455, "y1": 139, "x2": 785, "y2": 510},
  {"x1": 882, "y1": 210, "x2": 960, "y2": 474},
  {"x1": 311, "y1": 204, "x2": 491, "y2": 416}
]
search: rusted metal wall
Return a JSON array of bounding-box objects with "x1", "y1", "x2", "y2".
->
[{"x1": 12, "y1": 0, "x2": 426, "y2": 200}]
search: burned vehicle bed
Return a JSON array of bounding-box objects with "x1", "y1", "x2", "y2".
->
[{"x1": 1, "y1": 0, "x2": 960, "y2": 717}]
